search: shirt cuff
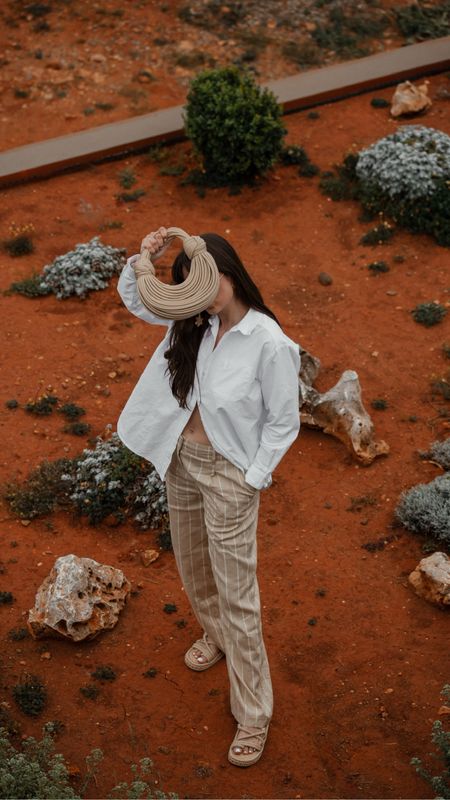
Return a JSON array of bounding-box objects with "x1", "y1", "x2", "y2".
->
[{"x1": 244, "y1": 464, "x2": 273, "y2": 491}]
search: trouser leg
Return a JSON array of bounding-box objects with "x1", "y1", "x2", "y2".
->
[
  {"x1": 202, "y1": 455, "x2": 273, "y2": 728},
  {"x1": 165, "y1": 443, "x2": 226, "y2": 653}
]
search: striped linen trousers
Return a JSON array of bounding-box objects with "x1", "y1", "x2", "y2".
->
[{"x1": 165, "y1": 433, "x2": 273, "y2": 727}]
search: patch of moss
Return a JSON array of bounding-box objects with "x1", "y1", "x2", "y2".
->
[
  {"x1": 360, "y1": 223, "x2": 395, "y2": 245},
  {"x1": 116, "y1": 189, "x2": 146, "y2": 202},
  {"x1": 367, "y1": 260, "x2": 390, "y2": 273},
  {"x1": 2, "y1": 457, "x2": 76, "y2": 519},
  {"x1": 3, "y1": 234, "x2": 34, "y2": 257},
  {"x1": 6, "y1": 272, "x2": 51, "y2": 298},
  {"x1": 25, "y1": 394, "x2": 59, "y2": 416},
  {"x1": 163, "y1": 603, "x2": 177, "y2": 614},
  {"x1": 58, "y1": 403, "x2": 85, "y2": 420},
  {"x1": 412, "y1": 302, "x2": 447, "y2": 327},
  {"x1": 63, "y1": 422, "x2": 91, "y2": 436},
  {"x1": 91, "y1": 665, "x2": 116, "y2": 682},
  {"x1": 371, "y1": 398, "x2": 388, "y2": 409},
  {"x1": 80, "y1": 684, "x2": 100, "y2": 699},
  {"x1": 13, "y1": 674, "x2": 47, "y2": 717},
  {"x1": 370, "y1": 97, "x2": 390, "y2": 108}
]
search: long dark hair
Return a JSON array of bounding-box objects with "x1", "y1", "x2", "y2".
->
[{"x1": 164, "y1": 232, "x2": 281, "y2": 408}]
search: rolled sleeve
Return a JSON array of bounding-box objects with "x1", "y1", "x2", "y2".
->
[
  {"x1": 117, "y1": 254, "x2": 173, "y2": 327},
  {"x1": 244, "y1": 343, "x2": 301, "y2": 490}
]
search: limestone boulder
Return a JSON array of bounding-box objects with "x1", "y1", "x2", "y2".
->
[
  {"x1": 390, "y1": 80, "x2": 432, "y2": 117},
  {"x1": 27, "y1": 554, "x2": 131, "y2": 641},
  {"x1": 408, "y1": 551, "x2": 450, "y2": 607}
]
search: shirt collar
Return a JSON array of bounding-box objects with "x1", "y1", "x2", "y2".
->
[{"x1": 207, "y1": 307, "x2": 259, "y2": 336}]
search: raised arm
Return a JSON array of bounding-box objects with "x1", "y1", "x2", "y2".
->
[
  {"x1": 117, "y1": 254, "x2": 173, "y2": 327},
  {"x1": 118, "y1": 227, "x2": 174, "y2": 326}
]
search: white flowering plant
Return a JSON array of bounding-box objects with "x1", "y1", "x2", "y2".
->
[
  {"x1": 356, "y1": 124, "x2": 450, "y2": 201},
  {"x1": 33, "y1": 237, "x2": 126, "y2": 299},
  {"x1": 60, "y1": 432, "x2": 168, "y2": 530},
  {"x1": 3, "y1": 431, "x2": 169, "y2": 534},
  {"x1": 319, "y1": 124, "x2": 450, "y2": 247}
]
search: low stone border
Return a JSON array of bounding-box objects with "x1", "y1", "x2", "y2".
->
[{"x1": 0, "y1": 35, "x2": 449, "y2": 188}]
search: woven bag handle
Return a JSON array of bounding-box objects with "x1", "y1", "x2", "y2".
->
[{"x1": 134, "y1": 226, "x2": 220, "y2": 320}]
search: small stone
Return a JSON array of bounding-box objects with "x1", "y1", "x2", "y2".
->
[
  {"x1": 318, "y1": 272, "x2": 333, "y2": 286},
  {"x1": 40, "y1": 651, "x2": 51, "y2": 660},
  {"x1": 386, "y1": 290, "x2": 397, "y2": 296},
  {"x1": 21, "y1": 520, "x2": 31, "y2": 526},
  {"x1": 108, "y1": 371, "x2": 117, "y2": 379},
  {"x1": 141, "y1": 549, "x2": 160, "y2": 567},
  {"x1": 323, "y1": 502, "x2": 332, "y2": 509}
]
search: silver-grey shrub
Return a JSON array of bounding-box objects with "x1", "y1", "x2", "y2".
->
[
  {"x1": 356, "y1": 124, "x2": 450, "y2": 201},
  {"x1": 421, "y1": 438, "x2": 450, "y2": 471},
  {"x1": 38, "y1": 236, "x2": 126, "y2": 299},
  {"x1": 394, "y1": 473, "x2": 450, "y2": 544}
]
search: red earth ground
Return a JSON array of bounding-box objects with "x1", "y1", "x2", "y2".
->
[
  {"x1": 0, "y1": 0, "x2": 447, "y2": 151},
  {"x1": 0, "y1": 71, "x2": 450, "y2": 798}
]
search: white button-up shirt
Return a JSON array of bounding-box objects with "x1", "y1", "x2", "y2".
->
[{"x1": 116, "y1": 255, "x2": 301, "y2": 490}]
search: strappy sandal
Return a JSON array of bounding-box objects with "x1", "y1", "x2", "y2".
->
[
  {"x1": 228, "y1": 722, "x2": 270, "y2": 767},
  {"x1": 184, "y1": 631, "x2": 225, "y2": 671}
]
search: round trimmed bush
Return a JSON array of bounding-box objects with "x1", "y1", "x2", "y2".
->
[{"x1": 183, "y1": 66, "x2": 286, "y2": 186}]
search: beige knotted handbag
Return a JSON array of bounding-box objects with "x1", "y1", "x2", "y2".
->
[{"x1": 133, "y1": 226, "x2": 220, "y2": 320}]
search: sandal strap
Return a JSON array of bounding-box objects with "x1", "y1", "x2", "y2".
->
[
  {"x1": 191, "y1": 632, "x2": 221, "y2": 660},
  {"x1": 233, "y1": 724, "x2": 268, "y2": 751}
]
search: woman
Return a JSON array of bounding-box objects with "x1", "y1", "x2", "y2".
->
[{"x1": 116, "y1": 226, "x2": 301, "y2": 767}]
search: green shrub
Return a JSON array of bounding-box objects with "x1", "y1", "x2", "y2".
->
[
  {"x1": 412, "y1": 302, "x2": 447, "y2": 327},
  {"x1": 2, "y1": 457, "x2": 76, "y2": 520},
  {"x1": 117, "y1": 168, "x2": 137, "y2": 189},
  {"x1": 280, "y1": 145, "x2": 319, "y2": 176},
  {"x1": 183, "y1": 66, "x2": 286, "y2": 187},
  {"x1": 7, "y1": 273, "x2": 51, "y2": 298},
  {"x1": 13, "y1": 674, "x2": 47, "y2": 717},
  {"x1": 394, "y1": 1, "x2": 450, "y2": 41},
  {"x1": 0, "y1": 591, "x2": 14, "y2": 605},
  {"x1": 411, "y1": 684, "x2": 450, "y2": 798},
  {"x1": 5, "y1": 399, "x2": 19, "y2": 409}
]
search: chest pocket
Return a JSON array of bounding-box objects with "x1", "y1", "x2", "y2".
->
[{"x1": 211, "y1": 359, "x2": 258, "y2": 401}]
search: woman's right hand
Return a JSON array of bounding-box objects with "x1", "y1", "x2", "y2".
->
[{"x1": 140, "y1": 227, "x2": 170, "y2": 260}]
